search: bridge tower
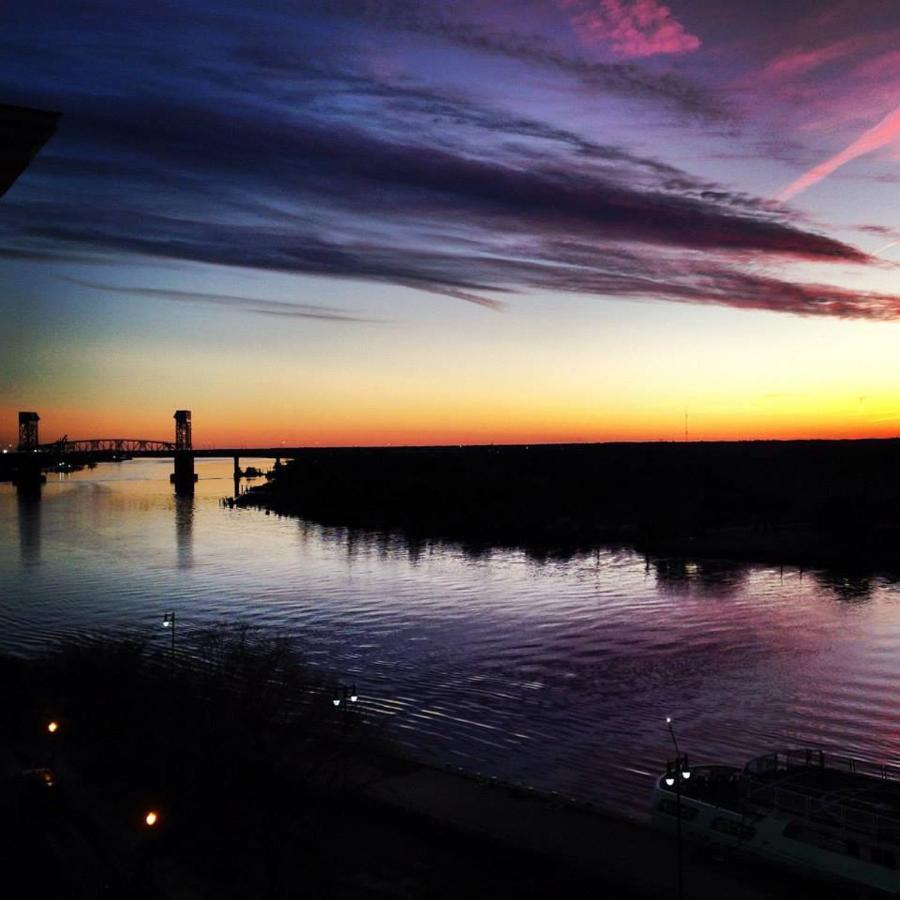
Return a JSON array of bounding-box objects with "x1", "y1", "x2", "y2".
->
[
  {"x1": 174, "y1": 410, "x2": 192, "y2": 450},
  {"x1": 171, "y1": 410, "x2": 197, "y2": 496},
  {"x1": 18, "y1": 411, "x2": 40, "y2": 451}
]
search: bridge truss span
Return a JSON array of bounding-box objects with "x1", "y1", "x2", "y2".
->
[
  {"x1": 12, "y1": 410, "x2": 197, "y2": 495},
  {"x1": 38, "y1": 438, "x2": 178, "y2": 454}
]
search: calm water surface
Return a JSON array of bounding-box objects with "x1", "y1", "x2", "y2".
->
[{"x1": 2, "y1": 458, "x2": 899, "y2": 818}]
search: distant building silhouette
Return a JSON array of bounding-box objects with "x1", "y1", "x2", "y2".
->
[{"x1": 0, "y1": 103, "x2": 61, "y2": 199}]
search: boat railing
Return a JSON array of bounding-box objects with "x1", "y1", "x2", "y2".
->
[
  {"x1": 746, "y1": 749, "x2": 900, "y2": 784},
  {"x1": 743, "y1": 751, "x2": 900, "y2": 843}
]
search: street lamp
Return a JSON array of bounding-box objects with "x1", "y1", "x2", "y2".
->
[
  {"x1": 162, "y1": 611, "x2": 175, "y2": 668},
  {"x1": 332, "y1": 684, "x2": 360, "y2": 792},
  {"x1": 665, "y1": 717, "x2": 690, "y2": 900},
  {"x1": 144, "y1": 810, "x2": 159, "y2": 827},
  {"x1": 332, "y1": 683, "x2": 358, "y2": 707},
  {"x1": 46, "y1": 719, "x2": 62, "y2": 768}
]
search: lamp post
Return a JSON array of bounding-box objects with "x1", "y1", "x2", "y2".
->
[
  {"x1": 162, "y1": 611, "x2": 175, "y2": 671},
  {"x1": 665, "y1": 717, "x2": 691, "y2": 900},
  {"x1": 333, "y1": 684, "x2": 359, "y2": 791},
  {"x1": 332, "y1": 683, "x2": 358, "y2": 709},
  {"x1": 47, "y1": 719, "x2": 60, "y2": 770},
  {"x1": 141, "y1": 808, "x2": 162, "y2": 889}
]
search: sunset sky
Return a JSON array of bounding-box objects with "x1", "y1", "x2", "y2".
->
[{"x1": 3, "y1": 0, "x2": 900, "y2": 447}]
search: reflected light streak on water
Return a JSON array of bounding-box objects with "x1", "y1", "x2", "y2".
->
[{"x1": 1, "y1": 458, "x2": 898, "y2": 818}]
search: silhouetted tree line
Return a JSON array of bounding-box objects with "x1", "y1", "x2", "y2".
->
[{"x1": 245, "y1": 440, "x2": 900, "y2": 567}]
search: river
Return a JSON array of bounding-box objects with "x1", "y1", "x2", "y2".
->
[{"x1": 2, "y1": 457, "x2": 898, "y2": 818}]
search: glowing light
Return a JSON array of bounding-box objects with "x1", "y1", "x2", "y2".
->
[
  {"x1": 664, "y1": 776, "x2": 676, "y2": 787},
  {"x1": 332, "y1": 698, "x2": 341, "y2": 707},
  {"x1": 47, "y1": 721, "x2": 59, "y2": 734},
  {"x1": 145, "y1": 811, "x2": 159, "y2": 827},
  {"x1": 682, "y1": 769, "x2": 691, "y2": 780}
]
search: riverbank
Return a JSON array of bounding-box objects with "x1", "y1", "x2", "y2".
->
[
  {"x1": 237, "y1": 439, "x2": 900, "y2": 573},
  {"x1": 1, "y1": 632, "x2": 873, "y2": 898},
  {"x1": 1, "y1": 631, "x2": 598, "y2": 898}
]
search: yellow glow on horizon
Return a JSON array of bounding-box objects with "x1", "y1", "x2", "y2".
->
[
  {"x1": 3, "y1": 390, "x2": 900, "y2": 447},
  {"x1": 4, "y1": 300, "x2": 900, "y2": 448}
]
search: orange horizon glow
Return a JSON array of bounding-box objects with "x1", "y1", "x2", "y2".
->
[{"x1": 3, "y1": 404, "x2": 898, "y2": 448}]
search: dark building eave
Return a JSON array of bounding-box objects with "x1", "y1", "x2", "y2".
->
[{"x1": 0, "y1": 103, "x2": 61, "y2": 199}]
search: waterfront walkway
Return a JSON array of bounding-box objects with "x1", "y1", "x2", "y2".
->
[{"x1": 367, "y1": 759, "x2": 867, "y2": 899}]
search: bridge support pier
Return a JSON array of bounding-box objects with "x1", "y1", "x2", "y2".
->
[
  {"x1": 170, "y1": 451, "x2": 197, "y2": 496},
  {"x1": 233, "y1": 455, "x2": 241, "y2": 496},
  {"x1": 13, "y1": 456, "x2": 46, "y2": 490},
  {"x1": 170, "y1": 410, "x2": 197, "y2": 496}
]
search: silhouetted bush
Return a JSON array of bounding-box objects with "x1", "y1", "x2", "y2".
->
[{"x1": 5, "y1": 627, "x2": 376, "y2": 898}]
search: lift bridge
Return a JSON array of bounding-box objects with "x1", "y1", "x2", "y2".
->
[
  {"x1": 10, "y1": 410, "x2": 288, "y2": 495},
  {"x1": 41, "y1": 438, "x2": 179, "y2": 454}
]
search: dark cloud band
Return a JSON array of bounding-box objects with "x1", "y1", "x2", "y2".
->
[{"x1": 1, "y1": 0, "x2": 891, "y2": 323}]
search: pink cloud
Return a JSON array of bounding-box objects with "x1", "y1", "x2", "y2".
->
[
  {"x1": 779, "y1": 105, "x2": 900, "y2": 200},
  {"x1": 559, "y1": 0, "x2": 700, "y2": 59},
  {"x1": 759, "y1": 38, "x2": 865, "y2": 81}
]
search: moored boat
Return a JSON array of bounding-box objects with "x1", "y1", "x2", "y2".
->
[{"x1": 653, "y1": 748, "x2": 900, "y2": 894}]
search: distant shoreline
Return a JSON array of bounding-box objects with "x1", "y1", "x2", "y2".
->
[{"x1": 237, "y1": 438, "x2": 900, "y2": 575}]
